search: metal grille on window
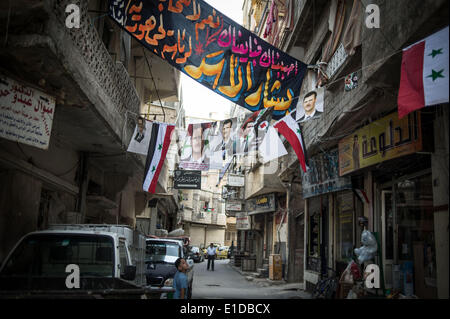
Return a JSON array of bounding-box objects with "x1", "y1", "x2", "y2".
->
[{"x1": 326, "y1": 43, "x2": 348, "y2": 78}]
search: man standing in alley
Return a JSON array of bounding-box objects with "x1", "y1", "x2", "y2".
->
[{"x1": 206, "y1": 243, "x2": 217, "y2": 271}]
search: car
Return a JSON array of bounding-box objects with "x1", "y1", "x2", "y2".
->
[
  {"x1": 145, "y1": 238, "x2": 194, "y2": 298},
  {"x1": 216, "y1": 246, "x2": 229, "y2": 259},
  {"x1": 188, "y1": 246, "x2": 204, "y2": 263}
]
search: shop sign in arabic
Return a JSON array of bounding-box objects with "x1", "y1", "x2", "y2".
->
[
  {"x1": 236, "y1": 212, "x2": 251, "y2": 230},
  {"x1": 225, "y1": 200, "x2": 242, "y2": 211},
  {"x1": 0, "y1": 75, "x2": 55, "y2": 150},
  {"x1": 227, "y1": 174, "x2": 244, "y2": 187},
  {"x1": 302, "y1": 149, "x2": 352, "y2": 199},
  {"x1": 247, "y1": 193, "x2": 276, "y2": 215},
  {"x1": 108, "y1": 0, "x2": 307, "y2": 119},
  {"x1": 338, "y1": 112, "x2": 422, "y2": 176},
  {"x1": 174, "y1": 170, "x2": 202, "y2": 189}
]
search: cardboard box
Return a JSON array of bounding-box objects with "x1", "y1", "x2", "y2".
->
[{"x1": 269, "y1": 254, "x2": 282, "y2": 280}]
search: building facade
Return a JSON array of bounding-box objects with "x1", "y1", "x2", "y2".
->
[
  {"x1": 240, "y1": 0, "x2": 448, "y2": 298},
  {"x1": 0, "y1": 0, "x2": 181, "y2": 260}
]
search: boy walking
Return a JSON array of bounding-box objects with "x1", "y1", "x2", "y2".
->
[{"x1": 173, "y1": 258, "x2": 189, "y2": 299}]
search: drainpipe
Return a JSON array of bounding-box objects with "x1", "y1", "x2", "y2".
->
[
  {"x1": 75, "y1": 152, "x2": 89, "y2": 223},
  {"x1": 280, "y1": 174, "x2": 295, "y2": 280}
]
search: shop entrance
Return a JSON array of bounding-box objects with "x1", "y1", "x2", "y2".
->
[{"x1": 380, "y1": 172, "x2": 437, "y2": 298}]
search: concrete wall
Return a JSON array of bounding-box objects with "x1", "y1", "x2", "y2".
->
[
  {"x1": 0, "y1": 170, "x2": 42, "y2": 261},
  {"x1": 362, "y1": 0, "x2": 448, "y2": 82},
  {"x1": 0, "y1": 137, "x2": 79, "y2": 187},
  {"x1": 205, "y1": 228, "x2": 225, "y2": 247},
  {"x1": 189, "y1": 224, "x2": 206, "y2": 247}
]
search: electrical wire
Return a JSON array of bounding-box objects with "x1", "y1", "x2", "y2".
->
[{"x1": 143, "y1": 48, "x2": 166, "y2": 123}]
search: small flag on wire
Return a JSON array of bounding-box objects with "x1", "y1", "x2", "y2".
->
[{"x1": 143, "y1": 122, "x2": 175, "y2": 193}]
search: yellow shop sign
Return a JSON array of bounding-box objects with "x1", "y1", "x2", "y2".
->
[{"x1": 338, "y1": 112, "x2": 422, "y2": 176}]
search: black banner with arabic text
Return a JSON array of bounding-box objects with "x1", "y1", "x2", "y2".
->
[
  {"x1": 174, "y1": 169, "x2": 201, "y2": 189},
  {"x1": 108, "y1": 0, "x2": 308, "y2": 119}
]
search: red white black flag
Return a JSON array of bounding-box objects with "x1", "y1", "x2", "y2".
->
[
  {"x1": 143, "y1": 122, "x2": 175, "y2": 193},
  {"x1": 397, "y1": 26, "x2": 449, "y2": 118},
  {"x1": 274, "y1": 113, "x2": 307, "y2": 172}
]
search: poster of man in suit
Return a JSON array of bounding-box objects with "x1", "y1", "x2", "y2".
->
[{"x1": 296, "y1": 87, "x2": 325, "y2": 122}]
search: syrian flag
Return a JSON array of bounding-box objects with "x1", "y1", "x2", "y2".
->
[
  {"x1": 353, "y1": 188, "x2": 370, "y2": 204},
  {"x1": 143, "y1": 122, "x2": 175, "y2": 193},
  {"x1": 398, "y1": 26, "x2": 449, "y2": 119},
  {"x1": 274, "y1": 114, "x2": 307, "y2": 172}
]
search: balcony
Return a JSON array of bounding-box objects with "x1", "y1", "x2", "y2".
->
[
  {"x1": 191, "y1": 211, "x2": 212, "y2": 224},
  {"x1": 180, "y1": 210, "x2": 192, "y2": 222},
  {"x1": 0, "y1": 0, "x2": 144, "y2": 177},
  {"x1": 212, "y1": 213, "x2": 227, "y2": 226},
  {"x1": 244, "y1": 157, "x2": 286, "y2": 199}
]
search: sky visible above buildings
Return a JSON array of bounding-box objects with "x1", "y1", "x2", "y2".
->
[{"x1": 181, "y1": 0, "x2": 244, "y2": 123}]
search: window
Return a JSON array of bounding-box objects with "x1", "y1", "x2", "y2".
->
[
  {"x1": 146, "y1": 241, "x2": 181, "y2": 263},
  {"x1": 118, "y1": 240, "x2": 129, "y2": 275},
  {"x1": 335, "y1": 191, "x2": 355, "y2": 262},
  {"x1": 1, "y1": 234, "x2": 115, "y2": 279},
  {"x1": 396, "y1": 174, "x2": 436, "y2": 288}
]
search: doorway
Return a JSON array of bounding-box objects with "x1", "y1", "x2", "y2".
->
[{"x1": 380, "y1": 172, "x2": 437, "y2": 298}]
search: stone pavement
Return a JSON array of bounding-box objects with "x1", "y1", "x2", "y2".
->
[{"x1": 227, "y1": 262, "x2": 312, "y2": 299}]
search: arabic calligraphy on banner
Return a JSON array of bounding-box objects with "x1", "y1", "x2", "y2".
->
[
  {"x1": 0, "y1": 75, "x2": 55, "y2": 150},
  {"x1": 338, "y1": 112, "x2": 423, "y2": 176},
  {"x1": 174, "y1": 169, "x2": 202, "y2": 189},
  {"x1": 108, "y1": 0, "x2": 307, "y2": 119}
]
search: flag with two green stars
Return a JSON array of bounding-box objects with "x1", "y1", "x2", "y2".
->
[
  {"x1": 143, "y1": 122, "x2": 175, "y2": 193},
  {"x1": 398, "y1": 26, "x2": 449, "y2": 118}
]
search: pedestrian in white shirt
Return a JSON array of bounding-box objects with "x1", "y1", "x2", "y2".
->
[{"x1": 206, "y1": 243, "x2": 217, "y2": 271}]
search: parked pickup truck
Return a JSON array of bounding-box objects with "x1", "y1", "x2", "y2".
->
[{"x1": 0, "y1": 224, "x2": 171, "y2": 299}]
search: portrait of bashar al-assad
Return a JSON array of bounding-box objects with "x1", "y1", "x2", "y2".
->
[
  {"x1": 296, "y1": 87, "x2": 325, "y2": 123},
  {"x1": 214, "y1": 118, "x2": 238, "y2": 158},
  {"x1": 134, "y1": 116, "x2": 146, "y2": 143},
  {"x1": 180, "y1": 123, "x2": 211, "y2": 169}
]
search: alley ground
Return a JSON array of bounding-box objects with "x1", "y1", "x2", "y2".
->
[{"x1": 191, "y1": 259, "x2": 311, "y2": 299}]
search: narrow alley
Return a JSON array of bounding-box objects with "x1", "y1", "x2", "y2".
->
[{"x1": 193, "y1": 259, "x2": 310, "y2": 299}]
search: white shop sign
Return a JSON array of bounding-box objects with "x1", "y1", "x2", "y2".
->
[
  {"x1": 225, "y1": 200, "x2": 242, "y2": 211},
  {"x1": 236, "y1": 212, "x2": 251, "y2": 230},
  {"x1": 228, "y1": 174, "x2": 245, "y2": 187},
  {"x1": 0, "y1": 75, "x2": 55, "y2": 149}
]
